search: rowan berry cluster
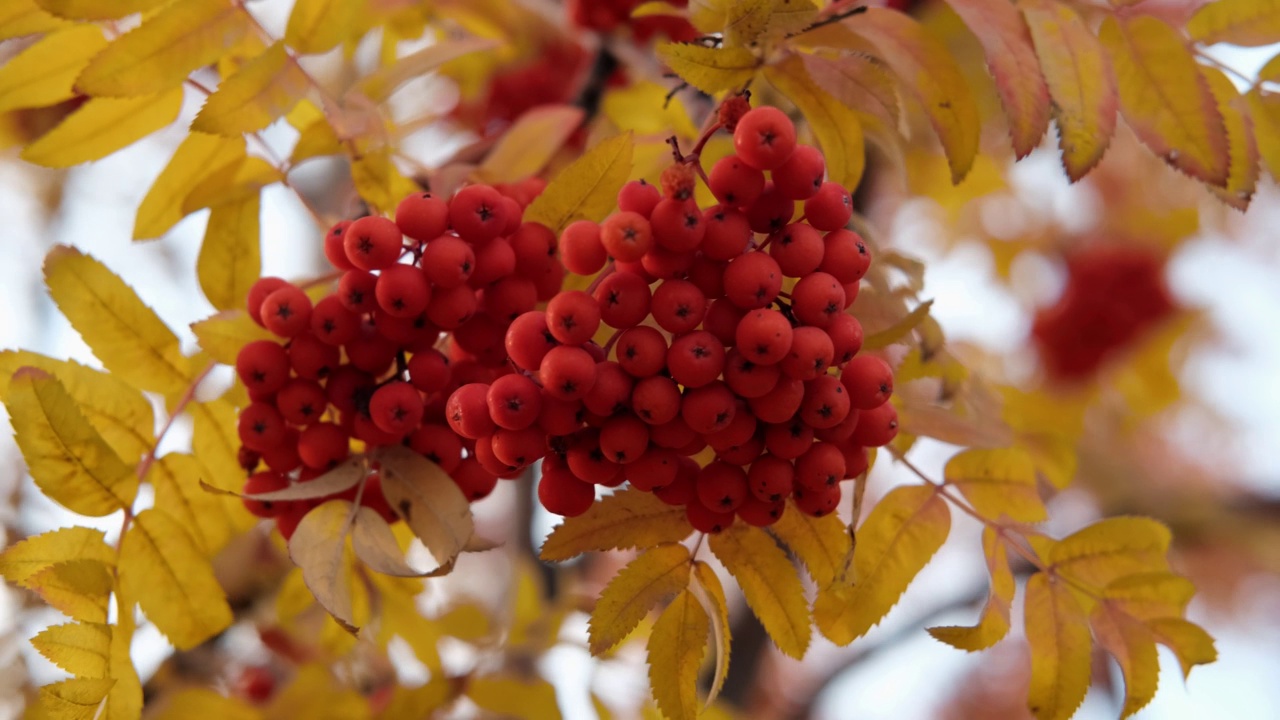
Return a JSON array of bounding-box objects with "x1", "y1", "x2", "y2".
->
[
  {"x1": 567, "y1": 0, "x2": 698, "y2": 41},
  {"x1": 449, "y1": 105, "x2": 898, "y2": 531},
  {"x1": 233, "y1": 177, "x2": 558, "y2": 538},
  {"x1": 1032, "y1": 245, "x2": 1175, "y2": 381}
]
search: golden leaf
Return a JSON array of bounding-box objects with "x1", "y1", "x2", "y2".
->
[
  {"x1": 800, "y1": 52, "x2": 900, "y2": 131},
  {"x1": 862, "y1": 299, "x2": 934, "y2": 350},
  {"x1": 655, "y1": 43, "x2": 759, "y2": 95},
  {"x1": 476, "y1": 104, "x2": 586, "y2": 184},
  {"x1": 0, "y1": 527, "x2": 113, "y2": 588},
  {"x1": 1146, "y1": 618, "x2": 1217, "y2": 679},
  {"x1": 34, "y1": 0, "x2": 167, "y2": 20},
  {"x1": 1025, "y1": 572, "x2": 1092, "y2": 720},
  {"x1": 601, "y1": 80, "x2": 699, "y2": 138},
  {"x1": 198, "y1": 193, "x2": 261, "y2": 312},
  {"x1": 135, "y1": 132, "x2": 245, "y2": 240},
  {"x1": 190, "y1": 310, "x2": 273, "y2": 366},
  {"x1": 721, "y1": 0, "x2": 772, "y2": 47},
  {"x1": 373, "y1": 446, "x2": 475, "y2": 565},
  {"x1": 188, "y1": 398, "x2": 245, "y2": 496},
  {"x1": 0, "y1": 1, "x2": 70, "y2": 42},
  {"x1": 350, "y1": 147, "x2": 421, "y2": 215},
  {"x1": 814, "y1": 484, "x2": 950, "y2": 645},
  {"x1": 31, "y1": 622, "x2": 111, "y2": 678},
  {"x1": 21, "y1": 88, "x2": 183, "y2": 167},
  {"x1": 588, "y1": 543, "x2": 691, "y2": 655},
  {"x1": 708, "y1": 523, "x2": 810, "y2": 658},
  {"x1": 182, "y1": 155, "x2": 283, "y2": 214},
  {"x1": 524, "y1": 131, "x2": 634, "y2": 233},
  {"x1": 75, "y1": 0, "x2": 248, "y2": 97},
  {"x1": 287, "y1": 501, "x2": 361, "y2": 633},
  {"x1": 0, "y1": 25, "x2": 107, "y2": 114},
  {"x1": 1187, "y1": 0, "x2": 1280, "y2": 48},
  {"x1": 466, "y1": 676, "x2": 562, "y2": 720},
  {"x1": 764, "y1": 54, "x2": 865, "y2": 192},
  {"x1": 690, "y1": 561, "x2": 731, "y2": 704},
  {"x1": 1202, "y1": 67, "x2": 1258, "y2": 210},
  {"x1": 34, "y1": 678, "x2": 115, "y2": 720},
  {"x1": 1246, "y1": 89, "x2": 1280, "y2": 181},
  {"x1": 152, "y1": 689, "x2": 260, "y2": 720},
  {"x1": 119, "y1": 509, "x2": 234, "y2": 649},
  {"x1": 1049, "y1": 516, "x2": 1171, "y2": 593},
  {"x1": 192, "y1": 42, "x2": 310, "y2": 136},
  {"x1": 647, "y1": 590, "x2": 709, "y2": 720},
  {"x1": 1102, "y1": 572, "x2": 1195, "y2": 621},
  {"x1": 1021, "y1": 0, "x2": 1117, "y2": 181},
  {"x1": 769, "y1": 501, "x2": 851, "y2": 589},
  {"x1": 285, "y1": 0, "x2": 358, "y2": 55},
  {"x1": 264, "y1": 664, "x2": 371, "y2": 720},
  {"x1": 354, "y1": 37, "x2": 500, "y2": 103},
  {"x1": 944, "y1": 447, "x2": 1046, "y2": 523},
  {"x1": 541, "y1": 489, "x2": 690, "y2": 561},
  {"x1": 28, "y1": 559, "x2": 114, "y2": 623},
  {"x1": 1090, "y1": 600, "x2": 1160, "y2": 717},
  {"x1": 103, "y1": 597, "x2": 141, "y2": 720},
  {"x1": 928, "y1": 526, "x2": 1014, "y2": 651},
  {"x1": 151, "y1": 453, "x2": 237, "y2": 557},
  {"x1": 4, "y1": 369, "x2": 137, "y2": 516},
  {"x1": 761, "y1": 0, "x2": 818, "y2": 40}
]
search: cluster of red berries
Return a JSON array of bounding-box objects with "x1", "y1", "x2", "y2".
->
[
  {"x1": 1032, "y1": 244, "x2": 1176, "y2": 381},
  {"x1": 567, "y1": 0, "x2": 698, "y2": 41},
  {"x1": 446, "y1": 105, "x2": 898, "y2": 532},
  {"x1": 233, "y1": 178, "x2": 558, "y2": 538}
]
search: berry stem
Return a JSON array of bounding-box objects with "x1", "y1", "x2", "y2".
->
[
  {"x1": 584, "y1": 262, "x2": 616, "y2": 295},
  {"x1": 602, "y1": 328, "x2": 623, "y2": 357}
]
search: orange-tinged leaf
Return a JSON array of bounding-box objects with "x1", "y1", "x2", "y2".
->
[
  {"x1": 4, "y1": 369, "x2": 137, "y2": 516},
  {"x1": 287, "y1": 501, "x2": 360, "y2": 633},
  {"x1": 769, "y1": 501, "x2": 851, "y2": 589},
  {"x1": 1021, "y1": 0, "x2": 1117, "y2": 181},
  {"x1": 1090, "y1": 600, "x2": 1159, "y2": 717},
  {"x1": 476, "y1": 105, "x2": 585, "y2": 184},
  {"x1": 945, "y1": 0, "x2": 1050, "y2": 157},
  {"x1": 0, "y1": 527, "x2": 113, "y2": 589},
  {"x1": 354, "y1": 37, "x2": 500, "y2": 103},
  {"x1": 35, "y1": 678, "x2": 115, "y2": 720},
  {"x1": 21, "y1": 88, "x2": 183, "y2": 167},
  {"x1": 182, "y1": 155, "x2": 283, "y2": 214},
  {"x1": 1187, "y1": 0, "x2": 1280, "y2": 48},
  {"x1": 690, "y1": 561, "x2": 730, "y2": 704},
  {"x1": 1202, "y1": 67, "x2": 1257, "y2": 210},
  {"x1": 944, "y1": 447, "x2": 1045, "y2": 523},
  {"x1": 286, "y1": 0, "x2": 358, "y2": 55},
  {"x1": 764, "y1": 54, "x2": 865, "y2": 191},
  {"x1": 197, "y1": 193, "x2": 261, "y2": 311},
  {"x1": 466, "y1": 675, "x2": 561, "y2": 720},
  {"x1": 540, "y1": 488, "x2": 691, "y2": 561},
  {"x1": 655, "y1": 43, "x2": 759, "y2": 95},
  {"x1": 0, "y1": 350, "x2": 154, "y2": 460},
  {"x1": 44, "y1": 246, "x2": 194, "y2": 399},
  {"x1": 1049, "y1": 517, "x2": 1171, "y2": 592},
  {"x1": 647, "y1": 589, "x2": 709, "y2": 720},
  {"x1": 801, "y1": 52, "x2": 900, "y2": 130},
  {"x1": 1099, "y1": 16, "x2": 1229, "y2": 186},
  {"x1": 135, "y1": 132, "x2": 245, "y2": 240},
  {"x1": 28, "y1": 559, "x2": 114, "y2": 623},
  {"x1": 814, "y1": 484, "x2": 950, "y2": 645},
  {"x1": 0, "y1": 25, "x2": 107, "y2": 114},
  {"x1": 853, "y1": 8, "x2": 981, "y2": 184},
  {"x1": 589, "y1": 543, "x2": 691, "y2": 655},
  {"x1": 928, "y1": 526, "x2": 1014, "y2": 651},
  {"x1": 151, "y1": 453, "x2": 237, "y2": 557},
  {"x1": 32, "y1": 622, "x2": 112, "y2": 678},
  {"x1": 374, "y1": 446, "x2": 475, "y2": 565},
  {"x1": 75, "y1": 0, "x2": 249, "y2": 97},
  {"x1": 708, "y1": 523, "x2": 810, "y2": 658},
  {"x1": 524, "y1": 132, "x2": 634, "y2": 233},
  {"x1": 1147, "y1": 618, "x2": 1217, "y2": 679},
  {"x1": 35, "y1": 0, "x2": 167, "y2": 20},
  {"x1": 192, "y1": 42, "x2": 309, "y2": 136},
  {"x1": 1246, "y1": 89, "x2": 1280, "y2": 182},
  {"x1": 1025, "y1": 572, "x2": 1092, "y2": 720},
  {"x1": 119, "y1": 509, "x2": 233, "y2": 649},
  {"x1": 0, "y1": 0, "x2": 70, "y2": 41}
]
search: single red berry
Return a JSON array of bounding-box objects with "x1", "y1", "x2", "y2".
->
[
  {"x1": 490, "y1": 425, "x2": 546, "y2": 468},
  {"x1": 820, "y1": 229, "x2": 871, "y2": 283},
  {"x1": 748, "y1": 375, "x2": 805, "y2": 424},
  {"x1": 804, "y1": 181, "x2": 853, "y2": 231},
  {"x1": 338, "y1": 270, "x2": 378, "y2": 313},
  {"x1": 667, "y1": 331, "x2": 726, "y2": 388},
  {"x1": 539, "y1": 345, "x2": 598, "y2": 401},
  {"x1": 600, "y1": 415, "x2": 649, "y2": 464},
  {"x1": 487, "y1": 373, "x2": 542, "y2": 430},
  {"x1": 421, "y1": 236, "x2": 476, "y2": 289},
  {"x1": 701, "y1": 206, "x2": 753, "y2": 261},
  {"x1": 744, "y1": 183, "x2": 795, "y2": 235},
  {"x1": 453, "y1": 458, "x2": 500, "y2": 501},
  {"x1": 310, "y1": 295, "x2": 361, "y2": 346},
  {"x1": 654, "y1": 457, "x2": 698, "y2": 505},
  {"x1": 650, "y1": 198, "x2": 705, "y2": 253},
  {"x1": 763, "y1": 419, "x2": 814, "y2": 460},
  {"x1": 594, "y1": 270, "x2": 652, "y2": 329},
  {"x1": 795, "y1": 441, "x2": 845, "y2": 491},
  {"x1": 261, "y1": 284, "x2": 313, "y2": 338},
  {"x1": 601, "y1": 211, "x2": 653, "y2": 262},
  {"x1": 772, "y1": 144, "x2": 826, "y2": 200},
  {"x1": 324, "y1": 221, "x2": 356, "y2": 271},
  {"x1": 242, "y1": 470, "x2": 289, "y2": 518},
  {"x1": 560, "y1": 220, "x2": 608, "y2": 275},
  {"x1": 733, "y1": 106, "x2": 797, "y2": 171},
  {"x1": 546, "y1": 290, "x2": 602, "y2": 346},
  {"x1": 408, "y1": 423, "x2": 464, "y2": 473},
  {"x1": 238, "y1": 402, "x2": 287, "y2": 453},
  {"x1": 850, "y1": 401, "x2": 898, "y2": 447},
  {"x1": 768, "y1": 222, "x2": 825, "y2": 277},
  {"x1": 707, "y1": 154, "x2": 765, "y2": 208},
  {"x1": 680, "y1": 381, "x2": 737, "y2": 435},
  {"x1": 781, "y1": 326, "x2": 835, "y2": 381},
  {"x1": 468, "y1": 238, "x2": 516, "y2": 287},
  {"x1": 449, "y1": 185, "x2": 509, "y2": 244},
  {"x1": 723, "y1": 251, "x2": 783, "y2": 310},
  {"x1": 445, "y1": 383, "x2": 495, "y2": 439},
  {"x1": 538, "y1": 456, "x2": 596, "y2": 517},
  {"x1": 631, "y1": 375, "x2": 682, "y2": 425},
  {"x1": 617, "y1": 179, "x2": 662, "y2": 216},
  {"x1": 236, "y1": 340, "x2": 290, "y2": 397},
  {"x1": 344, "y1": 215, "x2": 403, "y2": 270},
  {"x1": 509, "y1": 222, "x2": 557, "y2": 274},
  {"x1": 801, "y1": 375, "x2": 851, "y2": 429},
  {"x1": 506, "y1": 310, "x2": 559, "y2": 372},
  {"x1": 368, "y1": 381, "x2": 424, "y2": 437},
  {"x1": 841, "y1": 355, "x2": 895, "y2": 410},
  {"x1": 735, "y1": 309, "x2": 794, "y2": 365},
  {"x1": 651, "y1": 279, "x2": 706, "y2": 334},
  {"x1": 747, "y1": 454, "x2": 795, "y2": 503},
  {"x1": 793, "y1": 484, "x2": 841, "y2": 517},
  {"x1": 737, "y1": 493, "x2": 786, "y2": 527},
  {"x1": 791, "y1": 272, "x2": 845, "y2": 328},
  {"x1": 827, "y1": 313, "x2": 864, "y2": 365},
  {"x1": 395, "y1": 192, "x2": 450, "y2": 243},
  {"x1": 626, "y1": 447, "x2": 679, "y2": 491},
  {"x1": 686, "y1": 498, "x2": 735, "y2": 533},
  {"x1": 724, "y1": 349, "x2": 781, "y2": 399},
  {"x1": 297, "y1": 421, "x2": 350, "y2": 469},
  {"x1": 376, "y1": 264, "x2": 432, "y2": 318},
  {"x1": 247, "y1": 277, "x2": 290, "y2": 327}
]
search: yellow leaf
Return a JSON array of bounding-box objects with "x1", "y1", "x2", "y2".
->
[
  {"x1": 944, "y1": 447, "x2": 1045, "y2": 523},
  {"x1": 1146, "y1": 618, "x2": 1217, "y2": 679},
  {"x1": 32, "y1": 622, "x2": 111, "y2": 678},
  {"x1": 104, "y1": 596, "x2": 141, "y2": 720},
  {"x1": 476, "y1": 104, "x2": 586, "y2": 184},
  {"x1": 290, "y1": 116, "x2": 342, "y2": 163},
  {"x1": 588, "y1": 543, "x2": 691, "y2": 655},
  {"x1": 1202, "y1": 67, "x2": 1258, "y2": 210},
  {"x1": 687, "y1": 0, "x2": 728, "y2": 33},
  {"x1": 945, "y1": 0, "x2": 1051, "y2": 158},
  {"x1": 646, "y1": 590, "x2": 709, "y2": 720},
  {"x1": 602, "y1": 81, "x2": 700, "y2": 139},
  {"x1": 75, "y1": 0, "x2": 249, "y2": 97},
  {"x1": 0, "y1": 0, "x2": 70, "y2": 41},
  {"x1": 189, "y1": 399, "x2": 244, "y2": 493},
  {"x1": 265, "y1": 664, "x2": 371, "y2": 720},
  {"x1": 198, "y1": 194, "x2": 261, "y2": 312},
  {"x1": 135, "y1": 132, "x2": 245, "y2": 240},
  {"x1": 190, "y1": 310, "x2": 273, "y2": 366},
  {"x1": 152, "y1": 689, "x2": 260, "y2": 720},
  {"x1": 761, "y1": 0, "x2": 818, "y2": 41},
  {"x1": 28, "y1": 559, "x2": 114, "y2": 623},
  {"x1": 354, "y1": 37, "x2": 500, "y2": 103},
  {"x1": 1261, "y1": 51, "x2": 1280, "y2": 83},
  {"x1": 350, "y1": 147, "x2": 421, "y2": 215},
  {"x1": 633, "y1": 2, "x2": 688, "y2": 19},
  {"x1": 21, "y1": 88, "x2": 183, "y2": 167},
  {"x1": 928, "y1": 526, "x2": 1014, "y2": 651},
  {"x1": 721, "y1": 0, "x2": 772, "y2": 47},
  {"x1": 708, "y1": 523, "x2": 810, "y2": 658},
  {"x1": 34, "y1": 0, "x2": 167, "y2": 20},
  {"x1": 1090, "y1": 601, "x2": 1159, "y2": 717},
  {"x1": 854, "y1": 8, "x2": 980, "y2": 184},
  {"x1": 1187, "y1": 0, "x2": 1280, "y2": 48},
  {"x1": 192, "y1": 42, "x2": 309, "y2": 136},
  {"x1": 285, "y1": 0, "x2": 358, "y2": 55},
  {"x1": 0, "y1": 350, "x2": 154, "y2": 460},
  {"x1": 814, "y1": 484, "x2": 950, "y2": 645},
  {"x1": 374, "y1": 446, "x2": 475, "y2": 565},
  {"x1": 377, "y1": 678, "x2": 456, "y2": 719},
  {"x1": 151, "y1": 453, "x2": 236, "y2": 556},
  {"x1": 655, "y1": 43, "x2": 759, "y2": 95},
  {"x1": 764, "y1": 54, "x2": 865, "y2": 192},
  {"x1": 35, "y1": 678, "x2": 115, "y2": 720},
  {"x1": 466, "y1": 675, "x2": 561, "y2": 720},
  {"x1": 800, "y1": 52, "x2": 900, "y2": 131},
  {"x1": 288, "y1": 501, "x2": 361, "y2": 633},
  {"x1": 44, "y1": 246, "x2": 194, "y2": 399},
  {"x1": 182, "y1": 155, "x2": 283, "y2": 214},
  {"x1": 524, "y1": 132, "x2": 634, "y2": 233},
  {"x1": 5, "y1": 369, "x2": 137, "y2": 516},
  {"x1": 541, "y1": 488, "x2": 691, "y2": 561},
  {"x1": 1246, "y1": 89, "x2": 1280, "y2": 181},
  {"x1": 0, "y1": 25, "x2": 107, "y2": 114},
  {"x1": 690, "y1": 561, "x2": 731, "y2": 704},
  {"x1": 1021, "y1": 0, "x2": 1117, "y2": 181},
  {"x1": 1099, "y1": 16, "x2": 1229, "y2": 186},
  {"x1": 0, "y1": 528, "x2": 112, "y2": 588},
  {"x1": 1049, "y1": 517, "x2": 1171, "y2": 592},
  {"x1": 119, "y1": 509, "x2": 233, "y2": 649},
  {"x1": 862, "y1": 299, "x2": 934, "y2": 350},
  {"x1": 769, "y1": 501, "x2": 851, "y2": 588},
  {"x1": 1025, "y1": 572, "x2": 1092, "y2": 720}
]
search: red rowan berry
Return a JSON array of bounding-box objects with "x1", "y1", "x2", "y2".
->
[
  {"x1": 681, "y1": 381, "x2": 737, "y2": 434},
  {"x1": 369, "y1": 381, "x2": 424, "y2": 436},
  {"x1": 275, "y1": 504, "x2": 309, "y2": 540},
  {"x1": 748, "y1": 454, "x2": 795, "y2": 502},
  {"x1": 626, "y1": 447, "x2": 679, "y2": 491},
  {"x1": 651, "y1": 279, "x2": 706, "y2": 334},
  {"x1": 426, "y1": 283, "x2": 478, "y2": 329},
  {"x1": 324, "y1": 221, "x2": 356, "y2": 270},
  {"x1": 395, "y1": 192, "x2": 450, "y2": 243},
  {"x1": 701, "y1": 206, "x2": 753, "y2": 261},
  {"x1": 600, "y1": 211, "x2": 653, "y2": 262},
  {"x1": 702, "y1": 298, "x2": 745, "y2": 347},
  {"x1": 640, "y1": 246, "x2": 696, "y2": 280},
  {"x1": 310, "y1": 295, "x2": 361, "y2": 346},
  {"x1": 498, "y1": 195, "x2": 523, "y2": 236},
  {"x1": 539, "y1": 456, "x2": 595, "y2": 517},
  {"x1": 376, "y1": 265, "x2": 432, "y2": 318},
  {"x1": 238, "y1": 402, "x2": 287, "y2": 453},
  {"x1": 749, "y1": 375, "x2": 805, "y2": 424},
  {"x1": 736, "y1": 308, "x2": 793, "y2": 365},
  {"x1": 344, "y1": 322, "x2": 398, "y2": 375},
  {"x1": 773, "y1": 144, "x2": 826, "y2": 200},
  {"x1": 791, "y1": 272, "x2": 845, "y2": 328},
  {"x1": 338, "y1": 270, "x2": 378, "y2": 313},
  {"x1": 804, "y1": 181, "x2": 853, "y2": 231},
  {"x1": 538, "y1": 395, "x2": 585, "y2": 436},
  {"x1": 289, "y1": 332, "x2": 340, "y2": 380},
  {"x1": 344, "y1": 215, "x2": 403, "y2": 271},
  {"x1": 650, "y1": 198, "x2": 705, "y2": 252},
  {"x1": 487, "y1": 373, "x2": 542, "y2": 430},
  {"x1": 850, "y1": 401, "x2": 898, "y2": 447},
  {"x1": 446, "y1": 383, "x2": 495, "y2": 439},
  {"x1": 795, "y1": 441, "x2": 845, "y2": 491},
  {"x1": 660, "y1": 163, "x2": 696, "y2": 201},
  {"x1": 737, "y1": 493, "x2": 785, "y2": 527},
  {"x1": 650, "y1": 416, "x2": 698, "y2": 450},
  {"x1": 594, "y1": 271, "x2": 652, "y2": 329},
  {"x1": 277, "y1": 379, "x2": 328, "y2": 426},
  {"x1": 491, "y1": 426, "x2": 546, "y2": 468},
  {"x1": 827, "y1": 313, "x2": 864, "y2": 365},
  {"x1": 724, "y1": 350, "x2": 781, "y2": 399},
  {"x1": 261, "y1": 284, "x2": 312, "y2": 338},
  {"x1": 297, "y1": 422, "x2": 350, "y2": 469},
  {"x1": 408, "y1": 423, "x2": 464, "y2": 473},
  {"x1": 745, "y1": 183, "x2": 796, "y2": 235},
  {"x1": 242, "y1": 470, "x2": 289, "y2": 518},
  {"x1": 763, "y1": 418, "x2": 814, "y2": 460},
  {"x1": 533, "y1": 259, "x2": 566, "y2": 302},
  {"x1": 453, "y1": 458, "x2": 499, "y2": 501},
  {"x1": 768, "y1": 223, "x2": 825, "y2": 277},
  {"x1": 600, "y1": 415, "x2": 649, "y2": 464},
  {"x1": 801, "y1": 375, "x2": 850, "y2": 430},
  {"x1": 733, "y1": 106, "x2": 797, "y2": 170},
  {"x1": 618, "y1": 179, "x2": 662, "y2": 216},
  {"x1": 539, "y1": 345, "x2": 598, "y2": 400},
  {"x1": 247, "y1": 277, "x2": 290, "y2": 327},
  {"x1": 654, "y1": 457, "x2": 698, "y2": 505},
  {"x1": 631, "y1": 375, "x2": 681, "y2": 425},
  {"x1": 707, "y1": 408, "x2": 757, "y2": 451},
  {"x1": 668, "y1": 331, "x2": 726, "y2": 388},
  {"x1": 473, "y1": 434, "x2": 516, "y2": 476},
  {"x1": 324, "y1": 365, "x2": 375, "y2": 416},
  {"x1": 814, "y1": 405, "x2": 861, "y2": 444},
  {"x1": 421, "y1": 236, "x2": 476, "y2": 289},
  {"x1": 452, "y1": 313, "x2": 509, "y2": 367},
  {"x1": 236, "y1": 340, "x2": 290, "y2": 396},
  {"x1": 450, "y1": 184, "x2": 508, "y2": 244},
  {"x1": 708, "y1": 154, "x2": 765, "y2": 208},
  {"x1": 842, "y1": 281, "x2": 860, "y2": 308},
  {"x1": 842, "y1": 444, "x2": 870, "y2": 479},
  {"x1": 546, "y1": 290, "x2": 602, "y2": 346},
  {"x1": 468, "y1": 238, "x2": 516, "y2": 287},
  {"x1": 781, "y1": 326, "x2": 834, "y2": 380},
  {"x1": 793, "y1": 484, "x2": 840, "y2": 517},
  {"x1": 483, "y1": 276, "x2": 538, "y2": 321},
  {"x1": 686, "y1": 498, "x2": 735, "y2": 533},
  {"x1": 509, "y1": 222, "x2": 556, "y2": 274},
  {"x1": 262, "y1": 428, "x2": 302, "y2": 473},
  {"x1": 687, "y1": 255, "x2": 727, "y2": 299},
  {"x1": 723, "y1": 251, "x2": 783, "y2": 310},
  {"x1": 841, "y1": 355, "x2": 894, "y2": 410},
  {"x1": 506, "y1": 311, "x2": 559, "y2": 372},
  {"x1": 566, "y1": 431, "x2": 621, "y2": 484},
  {"x1": 715, "y1": 432, "x2": 761, "y2": 463},
  {"x1": 560, "y1": 220, "x2": 608, "y2": 275},
  {"x1": 820, "y1": 229, "x2": 871, "y2": 283},
  {"x1": 583, "y1": 361, "x2": 633, "y2": 416},
  {"x1": 697, "y1": 462, "x2": 749, "y2": 512}
]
